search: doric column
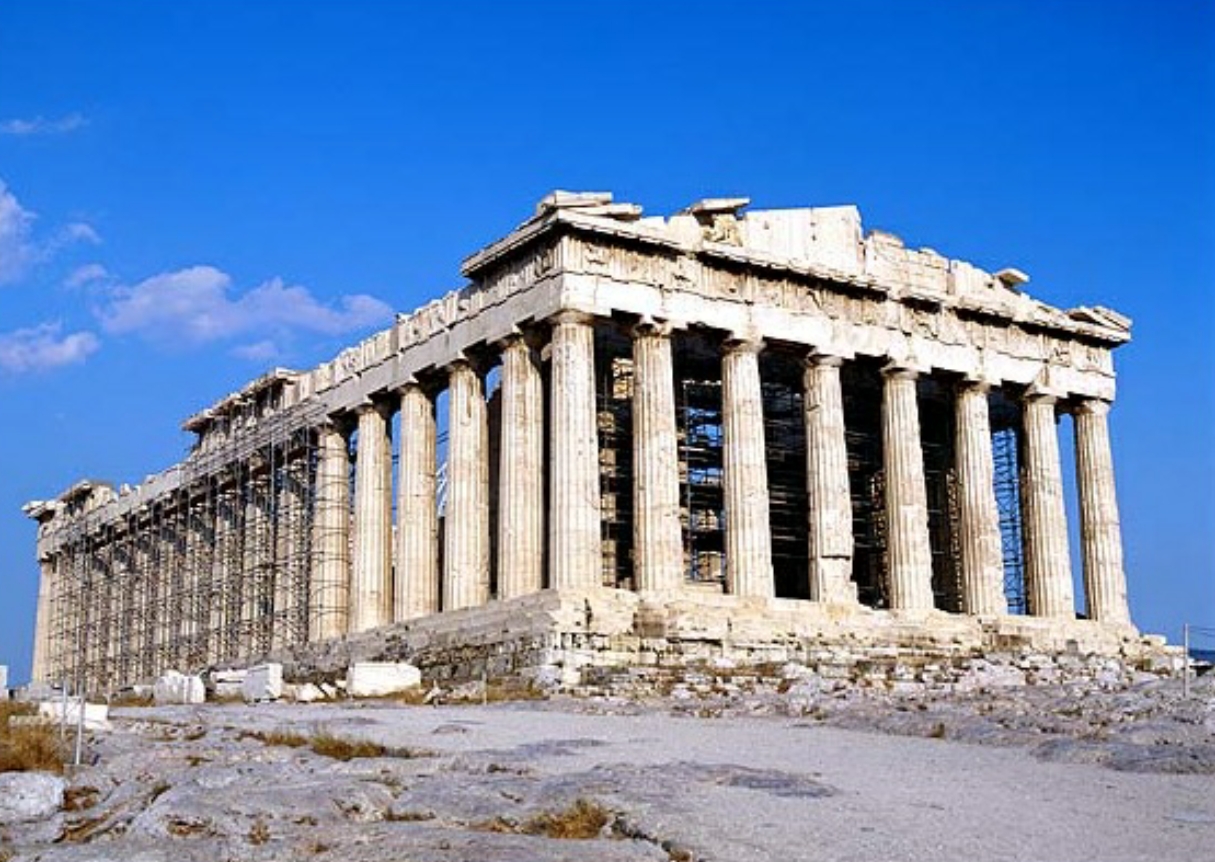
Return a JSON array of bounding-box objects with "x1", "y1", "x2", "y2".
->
[
  {"x1": 31, "y1": 557, "x2": 53, "y2": 682},
  {"x1": 722, "y1": 338, "x2": 774, "y2": 598},
  {"x1": 632, "y1": 321, "x2": 684, "y2": 594},
  {"x1": 444, "y1": 359, "x2": 490, "y2": 610},
  {"x1": 311, "y1": 421, "x2": 350, "y2": 641},
  {"x1": 395, "y1": 382, "x2": 440, "y2": 619},
  {"x1": 1022, "y1": 393, "x2": 1074, "y2": 618},
  {"x1": 803, "y1": 353, "x2": 856, "y2": 603},
  {"x1": 1074, "y1": 399, "x2": 1130, "y2": 624},
  {"x1": 549, "y1": 311, "x2": 603, "y2": 590},
  {"x1": 350, "y1": 401, "x2": 393, "y2": 633},
  {"x1": 954, "y1": 381, "x2": 1006, "y2": 615},
  {"x1": 497, "y1": 336, "x2": 545, "y2": 600},
  {"x1": 881, "y1": 364, "x2": 935, "y2": 611}
]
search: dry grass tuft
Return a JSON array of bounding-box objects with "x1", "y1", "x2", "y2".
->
[
  {"x1": 242, "y1": 726, "x2": 430, "y2": 761},
  {"x1": 308, "y1": 731, "x2": 387, "y2": 761},
  {"x1": 247, "y1": 817, "x2": 271, "y2": 845},
  {"x1": 0, "y1": 703, "x2": 66, "y2": 774},
  {"x1": 63, "y1": 785, "x2": 101, "y2": 812},
  {"x1": 475, "y1": 798, "x2": 613, "y2": 840},
  {"x1": 241, "y1": 729, "x2": 310, "y2": 748}
]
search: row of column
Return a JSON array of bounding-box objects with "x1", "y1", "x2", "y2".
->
[{"x1": 311, "y1": 312, "x2": 1130, "y2": 639}]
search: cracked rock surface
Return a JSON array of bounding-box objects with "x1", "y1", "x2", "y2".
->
[{"x1": 3, "y1": 673, "x2": 1214, "y2": 861}]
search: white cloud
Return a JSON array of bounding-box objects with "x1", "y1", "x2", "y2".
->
[
  {"x1": 0, "y1": 181, "x2": 38, "y2": 285},
  {"x1": 0, "y1": 322, "x2": 100, "y2": 373},
  {"x1": 0, "y1": 113, "x2": 87, "y2": 136},
  {"x1": 60, "y1": 222, "x2": 101, "y2": 245},
  {"x1": 0, "y1": 180, "x2": 100, "y2": 285},
  {"x1": 232, "y1": 340, "x2": 280, "y2": 362},
  {"x1": 64, "y1": 263, "x2": 110, "y2": 289},
  {"x1": 97, "y1": 265, "x2": 393, "y2": 347}
]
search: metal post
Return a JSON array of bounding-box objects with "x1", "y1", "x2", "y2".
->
[
  {"x1": 1183, "y1": 623, "x2": 1191, "y2": 700},
  {"x1": 59, "y1": 680, "x2": 68, "y2": 746},
  {"x1": 73, "y1": 694, "x2": 85, "y2": 767}
]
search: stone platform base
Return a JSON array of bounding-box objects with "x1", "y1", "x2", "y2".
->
[{"x1": 274, "y1": 588, "x2": 1177, "y2": 689}]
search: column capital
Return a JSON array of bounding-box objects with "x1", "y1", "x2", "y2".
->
[
  {"x1": 631, "y1": 316, "x2": 675, "y2": 339},
  {"x1": 446, "y1": 352, "x2": 490, "y2": 376},
  {"x1": 551, "y1": 309, "x2": 597, "y2": 327},
  {"x1": 723, "y1": 335, "x2": 764, "y2": 355},
  {"x1": 803, "y1": 350, "x2": 846, "y2": 369},
  {"x1": 320, "y1": 412, "x2": 353, "y2": 435},
  {"x1": 494, "y1": 325, "x2": 542, "y2": 352},
  {"x1": 1022, "y1": 389, "x2": 1058, "y2": 407},
  {"x1": 1072, "y1": 397, "x2": 1112, "y2": 418},
  {"x1": 956, "y1": 377, "x2": 993, "y2": 396},
  {"x1": 881, "y1": 361, "x2": 921, "y2": 381},
  {"x1": 352, "y1": 398, "x2": 392, "y2": 419}
]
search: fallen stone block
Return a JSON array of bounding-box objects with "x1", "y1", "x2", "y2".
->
[
  {"x1": 36, "y1": 698, "x2": 109, "y2": 731},
  {"x1": 242, "y1": 663, "x2": 283, "y2": 703},
  {"x1": 346, "y1": 662, "x2": 422, "y2": 698},
  {"x1": 211, "y1": 668, "x2": 248, "y2": 700},
  {"x1": 153, "y1": 671, "x2": 205, "y2": 705},
  {"x1": 0, "y1": 773, "x2": 65, "y2": 825},
  {"x1": 294, "y1": 682, "x2": 325, "y2": 703}
]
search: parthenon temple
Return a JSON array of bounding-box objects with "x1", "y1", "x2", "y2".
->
[{"x1": 25, "y1": 192, "x2": 1148, "y2": 693}]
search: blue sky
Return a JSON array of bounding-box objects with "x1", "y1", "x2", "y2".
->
[{"x1": 1, "y1": 1, "x2": 1212, "y2": 682}]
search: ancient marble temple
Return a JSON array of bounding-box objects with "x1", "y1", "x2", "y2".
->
[{"x1": 25, "y1": 192, "x2": 1144, "y2": 692}]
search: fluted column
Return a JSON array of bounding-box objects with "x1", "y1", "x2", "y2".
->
[
  {"x1": 311, "y1": 421, "x2": 350, "y2": 641},
  {"x1": 722, "y1": 338, "x2": 774, "y2": 598},
  {"x1": 882, "y1": 365, "x2": 935, "y2": 611},
  {"x1": 1074, "y1": 399, "x2": 1130, "y2": 624},
  {"x1": 31, "y1": 557, "x2": 53, "y2": 681},
  {"x1": 955, "y1": 381, "x2": 1006, "y2": 615},
  {"x1": 444, "y1": 359, "x2": 490, "y2": 610},
  {"x1": 497, "y1": 336, "x2": 545, "y2": 600},
  {"x1": 803, "y1": 353, "x2": 856, "y2": 603},
  {"x1": 1022, "y1": 394, "x2": 1074, "y2": 618},
  {"x1": 395, "y1": 382, "x2": 440, "y2": 619},
  {"x1": 632, "y1": 321, "x2": 684, "y2": 594},
  {"x1": 350, "y1": 401, "x2": 393, "y2": 633},
  {"x1": 549, "y1": 311, "x2": 603, "y2": 590}
]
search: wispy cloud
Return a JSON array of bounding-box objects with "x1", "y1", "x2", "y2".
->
[
  {"x1": 64, "y1": 263, "x2": 110, "y2": 289},
  {"x1": 96, "y1": 265, "x2": 393, "y2": 347},
  {"x1": 0, "y1": 113, "x2": 87, "y2": 136},
  {"x1": 0, "y1": 180, "x2": 100, "y2": 286},
  {"x1": 0, "y1": 322, "x2": 100, "y2": 374},
  {"x1": 0, "y1": 181, "x2": 38, "y2": 284},
  {"x1": 231, "y1": 340, "x2": 280, "y2": 362}
]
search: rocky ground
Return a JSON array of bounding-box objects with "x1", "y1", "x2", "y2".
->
[{"x1": 2, "y1": 669, "x2": 1214, "y2": 862}]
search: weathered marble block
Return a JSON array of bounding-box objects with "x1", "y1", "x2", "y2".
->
[{"x1": 346, "y1": 661, "x2": 422, "y2": 697}]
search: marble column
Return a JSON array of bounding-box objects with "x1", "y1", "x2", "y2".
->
[
  {"x1": 1074, "y1": 399, "x2": 1130, "y2": 624},
  {"x1": 497, "y1": 336, "x2": 545, "y2": 600},
  {"x1": 311, "y1": 421, "x2": 350, "y2": 641},
  {"x1": 350, "y1": 401, "x2": 393, "y2": 633},
  {"x1": 722, "y1": 338, "x2": 775, "y2": 598},
  {"x1": 395, "y1": 382, "x2": 440, "y2": 619},
  {"x1": 632, "y1": 321, "x2": 684, "y2": 594},
  {"x1": 803, "y1": 353, "x2": 856, "y2": 603},
  {"x1": 31, "y1": 557, "x2": 53, "y2": 681},
  {"x1": 549, "y1": 311, "x2": 603, "y2": 590},
  {"x1": 1022, "y1": 394, "x2": 1074, "y2": 619},
  {"x1": 444, "y1": 359, "x2": 490, "y2": 610},
  {"x1": 954, "y1": 381, "x2": 1006, "y2": 616},
  {"x1": 881, "y1": 364, "x2": 935, "y2": 611}
]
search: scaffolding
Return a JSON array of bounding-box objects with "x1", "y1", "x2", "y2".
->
[
  {"x1": 44, "y1": 395, "x2": 330, "y2": 694},
  {"x1": 991, "y1": 389, "x2": 1027, "y2": 614}
]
